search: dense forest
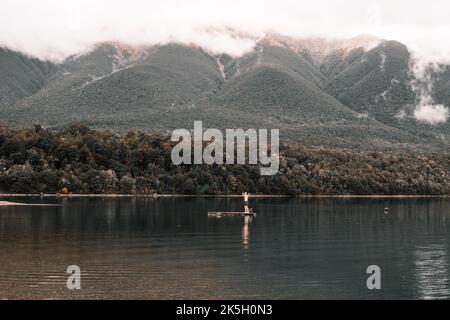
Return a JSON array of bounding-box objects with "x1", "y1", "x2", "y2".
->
[{"x1": 0, "y1": 124, "x2": 449, "y2": 195}]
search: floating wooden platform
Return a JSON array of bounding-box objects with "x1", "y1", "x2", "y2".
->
[{"x1": 208, "y1": 211, "x2": 256, "y2": 217}]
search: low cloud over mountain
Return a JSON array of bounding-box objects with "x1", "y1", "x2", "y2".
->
[{"x1": 1, "y1": 0, "x2": 450, "y2": 62}]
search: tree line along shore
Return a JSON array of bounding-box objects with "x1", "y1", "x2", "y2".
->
[{"x1": 0, "y1": 124, "x2": 449, "y2": 196}]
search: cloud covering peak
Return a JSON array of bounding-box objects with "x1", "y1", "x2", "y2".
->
[{"x1": 1, "y1": 0, "x2": 450, "y2": 62}]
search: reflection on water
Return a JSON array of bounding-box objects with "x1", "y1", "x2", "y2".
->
[
  {"x1": 414, "y1": 244, "x2": 450, "y2": 299},
  {"x1": 242, "y1": 215, "x2": 252, "y2": 250},
  {"x1": 0, "y1": 197, "x2": 449, "y2": 299}
]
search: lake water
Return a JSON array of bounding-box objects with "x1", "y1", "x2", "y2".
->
[{"x1": 0, "y1": 197, "x2": 449, "y2": 299}]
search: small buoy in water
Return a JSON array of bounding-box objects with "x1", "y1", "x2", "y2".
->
[{"x1": 384, "y1": 207, "x2": 389, "y2": 214}]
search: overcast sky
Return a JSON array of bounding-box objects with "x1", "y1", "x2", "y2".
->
[{"x1": 1, "y1": 0, "x2": 450, "y2": 61}]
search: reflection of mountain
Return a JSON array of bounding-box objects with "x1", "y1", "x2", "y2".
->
[
  {"x1": 1, "y1": 35, "x2": 449, "y2": 150},
  {"x1": 413, "y1": 244, "x2": 450, "y2": 299},
  {"x1": 2, "y1": 197, "x2": 450, "y2": 299}
]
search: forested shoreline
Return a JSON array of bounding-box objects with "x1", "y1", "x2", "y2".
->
[{"x1": 0, "y1": 125, "x2": 449, "y2": 195}]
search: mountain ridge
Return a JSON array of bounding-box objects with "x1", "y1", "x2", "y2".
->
[{"x1": 1, "y1": 35, "x2": 449, "y2": 151}]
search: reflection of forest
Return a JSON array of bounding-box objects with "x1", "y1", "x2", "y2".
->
[{"x1": 1, "y1": 197, "x2": 450, "y2": 299}]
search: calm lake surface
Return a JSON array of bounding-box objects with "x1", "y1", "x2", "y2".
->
[{"x1": 0, "y1": 197, "x2": 449, "y2": 299}]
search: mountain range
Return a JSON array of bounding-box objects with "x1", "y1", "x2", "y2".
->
[{"x1": 1, "y1": 34, "x2": 449, "y2": 151}]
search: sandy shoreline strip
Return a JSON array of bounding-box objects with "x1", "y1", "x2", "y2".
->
[
  {"x1": 0, "y1": 201, "x2": 60, "y2": 206},
  {"x1": 0, "y1": 194, "x2": 448, "y2": 199}
]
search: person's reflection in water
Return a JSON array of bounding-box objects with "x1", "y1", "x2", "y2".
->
[{"x1": 242, "y1": 215, "x2": 252, "y2": 250}]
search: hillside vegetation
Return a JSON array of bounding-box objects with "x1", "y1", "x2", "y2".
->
[
  {"x1": 0, "y1": 48, "x2": 55, "y2": 106},
  {"x1": 0, "y1": 125, "x2": 449, "y2": 195},
  {"x1": 1, "y1": 36, "x2": 449, "y2": 151}
]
